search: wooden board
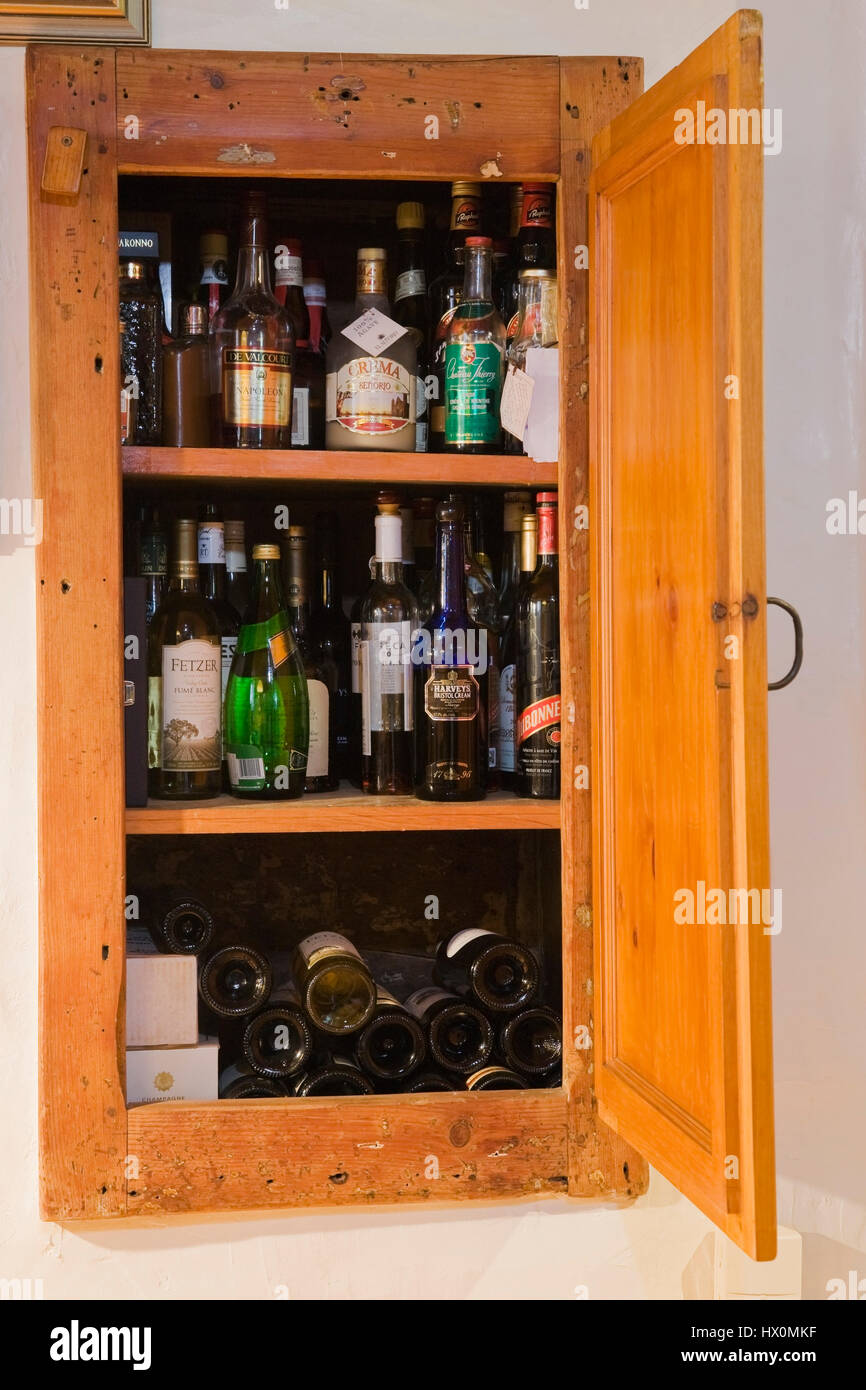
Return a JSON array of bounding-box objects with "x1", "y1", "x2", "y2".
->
[
  {"x1": 557, "y1": 56, "x2": 648, "y2": 1204},
  {"x1": 589, "y1": 11, "x2": 775, "y2": 1259},
  {"x1": 28, "y1": 47, "x2": 128, "y2": 1219},
  {"x1": 115, "y1": 52, "x2": 560, "y2": 181},
  {"x1": 123, "y1": 447, "x2": 557, "y2": 488}
]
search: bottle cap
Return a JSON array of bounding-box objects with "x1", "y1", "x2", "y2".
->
[
  {"x1": 199, "y1": 230, "x2": 228, "y2": 257},
  {"x1": 536, "y1": 492, "x2": 558, "y2": 505},
  {"x1": 452, "y1": 181, "x2": 481, "y2": 197},
  {"x1": 465, "y1": 236, "x2": 492, "y2": 248},
  {"x1": 224, "y1": 520, "x2": 245, "y2": 542},
  {"x1": 119, "y1": 260, "x2": 148, "y2": 280},
  {"x1": 396, "y1": 201, "x2": 425, "y2": 230},
  {"x1": 183, "y1": 303, "x2": 208, "y2": 335},
  {"x1": 252, "y1": 544, "x2": 280, "y2": 560},
  {"x1": 376, "y1": 489, "x2": 401, "y2": 515},
  {"x1": 357, "y1": 246, "x2": 387, "y2": 261},
  {"x1": 518, "y1": 267, "x2": 555, "y2": 281}
]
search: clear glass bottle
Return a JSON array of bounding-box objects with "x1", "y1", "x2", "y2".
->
[
  {"x1": 503, "y1": 267, "x2": 557, "y2": 454},
  {"x1": 443, "y1": 237, "x2": 505, "y2": 454},
  {"x1": 359, "y1": 494, "x2": 417, "y2": 795},
  {"x1": 119, "y1": 258, "x2": 163, "y2": 445},
  {"x1": 137, "y1": 504, "x2": 168, "y2": 627},
  {"x1": 224, "y1": 519, "x2": 250, "y2": 618},
  {"x1": 162, "y1": 303, "x2": 212, "y2": 447}
]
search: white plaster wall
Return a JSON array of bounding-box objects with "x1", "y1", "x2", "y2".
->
[{"x1": 0, "y1": 0, "x2": 862, "y2": 1298}]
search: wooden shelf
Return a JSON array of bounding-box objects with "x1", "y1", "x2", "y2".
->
[
  {"x1": 125, "y1": 787, "x2": 561, "y2": 835},
  {"x1": 122, "y1": 446, "x2": 557, "y2": 487}
]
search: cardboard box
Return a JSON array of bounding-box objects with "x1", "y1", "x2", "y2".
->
[
  {"x1": 126, "y1": 945, "x2": 198, "y2": 1047},
  {"x1": 126, "y1": 1037, "x2": 219, "y2": 1105}
]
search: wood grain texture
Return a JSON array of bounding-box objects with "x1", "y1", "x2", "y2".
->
[
  {"x1": 28, "y1": 47, "x2": 128, "y2": 1219},
  {"x1": 115, "y1": 52, "x2": 560, "y2": 180},
  {"x1": 589, "y1": 12, "x2": 775, "y2": 1259},
  {"x1": 557, "y1": 57, "x2": 648, "y2": 1204},
  {"x1": 123, "y1": 446, "x2": 557, "y2": 488},
  {"x1": 127, "y1": 1091, "x2": 568, "y2": 1215}
]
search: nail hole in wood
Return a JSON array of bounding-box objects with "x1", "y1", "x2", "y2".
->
[{"x1": 94, "y1": 355, "x2": 103, "y2": 373}]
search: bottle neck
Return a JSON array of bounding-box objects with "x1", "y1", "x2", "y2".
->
[
  {"x1": 501, "y1": 531, "x2": 522, "y2": 590},
  {"x1": 233, "y1": 245, "x2": 273, "y2": 297},
  {"x1": 319, "y1": 560, "x2": 338, "y2": 611},
  {"x1": 463, "y1": 248, "x2": 493, "y2": 303},
  {"x1": 536, "y1": 506, "x2": 558, "y2": 564},
  {"x1": 199, "y1": 563, "x2": 226, "y2": 601},
  {"x1": 433, "y1": 520, "x2": 469, "y2": 622},
  {"x1": 168, "y1": 573, "x2": 200, "y2": 594},
  {"x1": 250, "y1": 559, "x2": 286, "y2": 620}
]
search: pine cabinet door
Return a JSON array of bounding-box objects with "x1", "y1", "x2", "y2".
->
[{"x1": 589, "y1": 11, "x2": 775, "y2": 1258}]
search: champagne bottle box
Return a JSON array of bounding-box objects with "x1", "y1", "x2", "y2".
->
[
  {"x1": 126, "y1": 1036, "x2": 219, "y2": 1105},
  {"x1": 126, "y1": 940, "x2": 199, "y2": 1047},
  {"x1": 123, "y1": 578, "x2": 148, "y2": 807}
]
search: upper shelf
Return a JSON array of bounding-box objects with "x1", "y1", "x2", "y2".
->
[
  {"x1": 126, "y1": 789, "x2": 561, "y2": 835},
  {"x1": 122, "y1": 447, "x2": 557, "y2": 487}
]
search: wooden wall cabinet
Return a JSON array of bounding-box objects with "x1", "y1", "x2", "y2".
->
[{"x1": 29, "y1": 10, "x2": 776, "y2": 1258}]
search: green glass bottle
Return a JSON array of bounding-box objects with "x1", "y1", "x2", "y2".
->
[{"x1": 224, "y1": 543, "x2": 309, "y2": 798}]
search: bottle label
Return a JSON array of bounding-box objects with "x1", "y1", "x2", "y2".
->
[
  {"x1": 360, "y1": 620, "x2": 414, "y2": 755},
  {"x1": 236, "y1": 612, "x2": 296, "y2": 666},
  {"x1": 274, "y1": 248, "x2": 303, "y2": 288},
  {"x1": 503, "y1": 494, "x2": 532, "y2": 532},
  {"x1": 160, "y1": 638, "x2": 221, "y2": 772},
  {"x1": 198, "y1": 524, "x2": 225, "y2": 565},
  {"x1": 415, "y1": 419, "x2": 428, "y2": 453},
  {"x1": 342, "y1": 307, "x2": 407, "y2": 357},
  {"x1": 139, "y1": 533, "x2": 167, "y2": 577},
  {"x1": 296, "y1": 932, "x2": 362, "y2": 969},
  {"x1": 424, "y1": 665, "x2": 479, "y2": 722},
  {"x1": 291, "y1": 385, "x2": 310, "y2": 447},
  {"x1": 451, "y1": 197, "x2": 481, "y2": 231},
  {"x1": 403, "y1": 986, "x2": 453, "y2": 1019},
  {"x1": 226, "y1": 747, "x2": 267, "y2": 790},
  {"x1": 444, "y1": 927, "x2": 496, "y2": 958},
  {"x1": 444, "y1": 342, "x2": 503, "y2": 446},
  {"x1": 537, "y1": 505, "x2": 558, "y2": 555},
  {"x1": 222, "y1": 348, "x2": 292, "y2": 428},
  {"x1": 395, "y1": 268, "x2": 426, "y2": 302},
  {"x1": 517, "y1": 694, "x2": 562, "y2": 744},
  {"x1": 350, "y1": 620, "x2": 362, "y2": 694},
  {"x1": 506, "y1": 311, "x2": 520, "y2": 341},
  {"x1": 225, "y1": 547, "x2": 247, "y2": 576},
  {"x1": 498, "y1": 663, "x2": 516, "y2": 771},
  {"x1": 521, "y1": 187, "x2": 554, "y2": 228},
  {"x1": 326, "y1": 357, "x2": 415, "y2": 435},
  {"x1": 220, "y1": 635, "x2": 236, "y2": 698},
  {"x1": 200, "y1": 254, "x2": 229, "y2": 287},
  {"x1": 306, "y1": 677, "x2": 330, "y2": 778},
  {"x1": 303, "y1": 279, "x2": 327, "y2": 306}
]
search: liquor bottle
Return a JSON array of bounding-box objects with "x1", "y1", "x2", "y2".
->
[
  {"x1": 242, "y1": 984, "x2": 313, "y2": 1080},
  {"x1": 502, "y1": 183, "x2": 556, "y2": 346},
  {"x1": 471, "y1": 493, "x2": 497, "y2": 582},
  {"x1": 150, "y1": 895, "x2": 214, "y2": 955},
  {"x1": 400, "y1": 1070, "x2": 458, "y2": 1093},
  {"x1": 326, "y1": 248, "x2": 417, "y2": 451},
  {"x1": 303, "y1": 258, "x2": 330, "y2": 353},
  {"x1": 293, "y1": 932, "x2": 377, "y2": 1036},
  {"x1": 416, "y1": 497, "x2": 486, "y2": 802},
  {"x1": 413, "y1": 496, "x2": 437, "y2": 625},
  {"x1": 392, "y1": 202, "x2": 428, "y2": 356},
  {"x1": 292, "y1": 342, "x2": 326, "y2": 449},
  {"x1": 197, "y1": 505, "x2": 241, "y2": 740},
  {"x1": 403, "y1": 987, "x2": 494, "y2": 1076},
  {"x1": 360, "y1": 495, "x2": 416, "y2": 795},
  {"x1": 293, "y1": 1056, "x2": 375, "y2": 1097},
  {"x1": 219, "y1": 1062, "x2": 287, "y2": 1099},
  {"x1": 213, "y1": 192, "x2": 294, "y2": 449},
  {"x1": 433, "y1": 928, "x2": 539, "y2": 1013},
  {"x1": 224, "y1": 543, "x2": 309, "y2": 798},
  {"x1": 120, "y1": 258, "x2": 164, "y2": 445},
  {"x1": 428, "y1": 181, "x2": 482, "y2": 451},
  {"x1": 443, "y1": 237, "x2": 505, "y2": 454},
  {"x1": 283, "y1": 526, "x2": 338, "y2": 792},
  {"x1": 498, "y1": 491, "x2": 533, "y2": 628},
  {"x1": 224, "y1": 519, "x2": 250, "y2": 617},
  {"x1": 465, "y1": 1066, "x2": 528, "y2": 1091},
  {"x1": 499, "y1": 1007, "x2": 562, "y2": 1078},
  {"x1": 355, "y1": 987, "x2": 426, "y2": 1083},
  {"x1": 162, "y1": 303, "x2": 212, "y2": 447},
  {"x1": 199, "y1": 230, "x2": 230, "y2": 328},
  {"x1": 309, "y1": 512, "x2": 351, "y2": 782},
  {"x1": 347, "y1": 580, "x2": 367, "y2": 789},
  {"x1": 119, "y1": 320, "x2": 138, "y2": 445},
  {"x1": 199, "y1": 945, "x2": 273, "y2": 1018},
  {"x1": 495, "y1": 183, "x2": 524, "y2": 323},
  {"x1": 273, "y1": 237, "x2": 310, "y2": 341},
  {"x1": 503, "y1": 268, "x2": 557, "y2": 454},
  {"x1": 137, "y1": 505, "x2": 168, "y2": 626},
  {"x1": 147, "y1": 518, "x2": 222, "y2": 800},
  {"x1": 399, "y1": 506, "x2": 416, "y2": 595},
  {"x1": 516, "y1": 492, "x2": 560, "y2": 799},
  {"x1": 462, "y1": 503, "x2": 503, "y2": 787},
  {"x1": 498, "y1": 510, "x2": 538, "y2": 788}
]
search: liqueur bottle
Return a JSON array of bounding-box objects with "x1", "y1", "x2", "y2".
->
[
  {"x1": 325, "y1": 247, "x2": 417, "y2": 451},
  {"x1": 416, "y1": 497, "x2": 486, "y2": 802},
  {"x1": 293, "y1": 1056, "x2": 375, "y2": 1097},
  {"x1": 273, "y1": 236, "x2": 309, "y2": 340},
  {"x1": 213, "y1": 192, "x2": 294, "y2": 448},
  {"x1": 137, "y1": 505, "x2": 168, "y2": 627},
  {"x1": 465, "y1": 1066, "x2": 528, "y2": 1091},
  {"x1": 502, "y1": 183, "x2": 556, "y2": 346},
  {"x1": 292, "y1": 933, "x2": 377, "y2": 1036},
  {"x1": 242, "y1": 984, "x2": 313, "y2": 1081},
  {"x1": 428, "y1": 181, "x2": 482, "y2": 451},
  {"x1": 443, "y1": 237, "x2": 505, "y2": 454},
  {"x1": 309, "y1": 511, "x2": 351, "y2": 782},
  {"x1": 403, "y1": 988, "x2": 494, "y2": 1076},
  {"x1": 198, "y1": 230, "x2": 230, "y2": 328},
  {"x1": 224, "y1": 519, "x2": 250, "y2": 617},
  {"x1": 303, "y1": 259, "x2": 330, "y2": 353},
  {"x1": 199, "y1": 945, "x2": 273, "y2": 1019},
  {"x1": 503, "y1": 268, "x2": 557, "y2": 454},
  {"x1": 284, "y1": 526, "x2": 338, "y2": 792},
  {"x1": 516, "y1": 492, "x2": 560, "y2": 799},
  {"x1": 499, "y1": 1007, "x2": 562, "y2": 1078},
  {"x1": 433, "y1": 928, "x2": 539, "y2": 1014},
  {"x1": 355, "y1": 987, "x2": 427, "y2": 1083},
  {"x1": 162, "y1": 304, "x2": 212, "y2": 447},
  {"x1": 359, "y1": 495, "x2": 416, "y2": 795},
  {"x1": 498, "y1": 511, "x2": 538, "y2": 789},
  {"x1": 147, "y1": 518, "x2": 222, "y2": 801},
  {"x1": 120, "y1": 257, "x2": 164, "y2": 445},
  {"x1": 223, "y1": 543, "x2": 309, "y2": 798},
  {"x1": 392, "y1": 201, "x2": 429, "y2": 453}
]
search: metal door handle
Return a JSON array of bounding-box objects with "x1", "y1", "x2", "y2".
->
[{"x1": 767, "y1": 597, "x2": 803, "y2": 691}]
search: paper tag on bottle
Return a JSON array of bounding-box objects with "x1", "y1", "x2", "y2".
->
[
  {"x1": 524, "y1": 347, "x2": 560, "y2": 463},
  {"x1": 342, "y1": 307, "x2": 407, "y2": 357},
  {"x1": 499, "y1": 364, "x2": 535, "y2": 443}
]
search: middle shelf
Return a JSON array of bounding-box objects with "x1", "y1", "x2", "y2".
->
[{"x1": 123, "y1": 447, "x2": 558, "y2": 487}]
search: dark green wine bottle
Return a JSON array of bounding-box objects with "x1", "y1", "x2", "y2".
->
[{"x1": 224, "y1": 543, "x2": 309, "y2": 798}]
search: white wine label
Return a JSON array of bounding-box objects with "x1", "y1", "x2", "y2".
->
[
  {"x1": 394, "y1": 268, "x2": 426, "y2": 303},
  {"x1": 326, "y1": 358, "x2": 415, "y2": 436},
  {"x1": 161, "y1": 638, "x2": 221, "y2": 772},
  {"x1": 222, "y1": 348, "x2": 292, "y2": 428},
  {"x1": 220, "y1": 636, "x2": 236, "y2": 697},
  {"x1": 350, "y1": 620, "x2": 362, "y2": 694},
  {"x1": 291, "y1": 385, "x2": 310, "y2": 447},
  {"x1": 361, "y1": 621, "x2": 414, "y2": 753},
  {"x1": 498, "y1": 663, "x2": 517, "y2": 772},
  {"x1": 445, "y1": 927, "x2": 497, "y2": 959},
  {"x1": 403, "y1": 987, "x2": 452, "y2": 1019},
  {"x1": 198, "y1": 524, "x2": 225, "y2": 565},
  {"x1": 296, "y1": 932, "x2": 362, "y2": 969},
  {"x1": 306, "y1": 678, "x2": 330, "y2": 778},
  {"x1": 424, "y1": 665, "x2": 478, "y2": 722},
  {"x1": 341, "y1": 307, "x2": 407, "y2": 357}
]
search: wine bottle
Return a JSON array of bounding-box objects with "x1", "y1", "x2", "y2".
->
[
  {"x1": 292, "y1": 932, "x2": 377, "y2": 1036},
  {"x1": 293, "y1": 1055, "x2": 375, "y2": 1097},
  {"x1": 224, "y1": 543, "x2": 309, "y2": 798},
  {"x1": 198, "y1": 505, "x2": 240, "y2": 781},
  {"x1": 138, "y1": 504, "x2": 168, "y2": 627},
  {"x1": 242, "y1": 984, "x2": 313, "y2": 1080},
  {"x1": 147, "y1": 518, "x2": 222, "y2": 801},
  {"x1": 150, "y1": 895, "x2": 214, "y2": 955},
  {"x1": 462, "y1": 501, "x2": 502, "y2": 789},
  {"x1": 224, "y1": 519, "x2": 250, "y2": 618},
  {"x1": 273, "y1": 236, "x2": 309, "y2": 341},
  {"x1": 360, "y1": 494, "x2": 416, "y2": 795},
  {"x1": 400, "y1": 1070, "x2": 459, "y2": 1093},
  {"x1": 219, "y1": 1061, "x2": 288, "y2": 1099},
  {"x1": 499, "y1": 1007, "x2": 562, "y2": 1078},
  {"x1": 516, "y1": 491, "x2": 560, "y2": 799},
  {"x1": 412, "y1": 496, "x2": 437, "y2": 625},
  {"x1": 497, "y1": 490, "x2": 533, "y2": 628},
  {"x1": 355, "y1": 987, "x2": 426, "y2": 1082},
  {"x1": 498, "y1": 510, "x2": 537, "y2": 789},
  {"x1": 347, "y1": 580, "x2": 367, "y2": 789},
  {"x1": 213, "y1": 191, "x2": 294, "y2": 449},
  {"x1": 284, "y1": 525, "x2": 338, "y2": 793},
  {"x1": 443, "y1": 237, "x2": 505, "y2": 454},
  {"x1": 433, "y1": 928, "x2": 539, "y2": 1014},
  {"x1": 199, "y1": 945, "x2": 272, "y2": 1019},
  {"x1": 416, "y1": 497, "x2": 486, "y2": 802},
  {"x1": 309, "y1": 511, "x2": 351, "y2": 782},
  {"x1": 465, "y1": 1066, "x2": 528, "y2": 1091},
  {"x1": 403, "y1": 987, "x2": 493, "y2": 1075}
]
